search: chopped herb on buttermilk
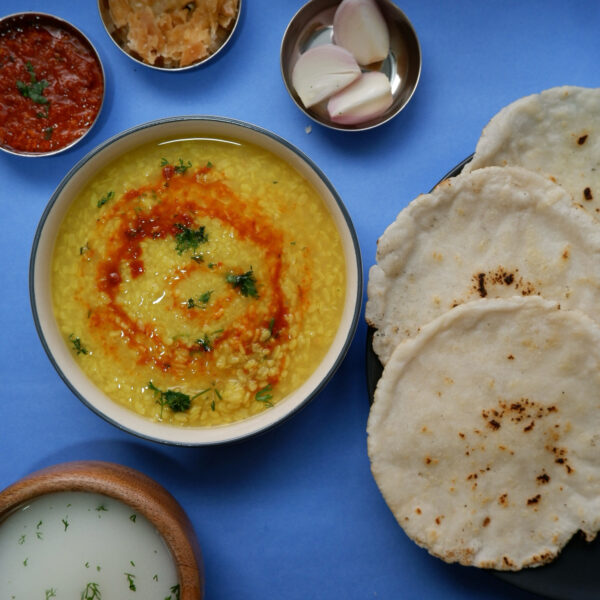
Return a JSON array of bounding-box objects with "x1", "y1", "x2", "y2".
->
[
  {"x1": 81, "y1": 582, "x2": 101, "y2": 599},
  {"x1": 125, "y1": 572, "x2": 136, "y2": 591}
]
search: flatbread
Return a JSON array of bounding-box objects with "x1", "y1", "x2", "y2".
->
[
  {"x1": 365, "y1": 165, "x2": 600, "y2": 365},
  {"x1": 367, "y1": 296, "x2": 600, "y2": 570},
  {"x1": 463, "y1": 86, "x2": 600, "y2": 212}
]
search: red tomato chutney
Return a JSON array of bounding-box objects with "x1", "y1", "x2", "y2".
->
[{"x1": 0, "y1": 14, "x2": 104, "y2": 154}]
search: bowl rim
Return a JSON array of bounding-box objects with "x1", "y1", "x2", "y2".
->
[
  {"x1": 280, "y1": 0, "x2": 422, "y2": 132},
  {"x1": 97, "y1": 0, "x2": 243, "y2": 71},
  {"x1": 0, "y1": 460, "x2": 204, "y2": 599},
  {"x1": 29, "y1": 115, "x2": 363, "y2": 446},
  {"x1": 0, "y1": 11, "x2": 106, "y2": 157}
]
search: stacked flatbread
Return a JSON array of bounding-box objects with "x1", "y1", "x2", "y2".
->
[{"x1": 366, "y1": 86, "x2": 600, "y2": 570}]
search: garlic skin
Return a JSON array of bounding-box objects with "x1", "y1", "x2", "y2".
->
[
  {"x1": 327, "y1": 71, "x2": 393, "y2": 125},
  {"x1": 333, "y1": 0, "x2": 390, "y2": 66},
  {"x1": 291, "y1": 44, "x2": 361, "y2": 109}
]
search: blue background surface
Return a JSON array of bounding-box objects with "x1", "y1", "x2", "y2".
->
[{"x1": 1, "y1": 1, "x2": 599, "y2": 598}]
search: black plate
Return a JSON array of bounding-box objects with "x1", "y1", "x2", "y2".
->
[{"x1": 365, "y1": 157, "x2": 600, "y2": 600}]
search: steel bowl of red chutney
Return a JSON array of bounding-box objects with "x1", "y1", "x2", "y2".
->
[{"x1": 0, "y1": 12, "x2": 105, "y2": 157}]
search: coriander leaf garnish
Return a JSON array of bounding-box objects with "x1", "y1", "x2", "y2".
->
[
  {"x1": 226, "y1": 268, "x2": 258, "y2": 298},
  {"x1": 97, "y1": 190, "x2": 114, "y2": 208},
  {"x1": 169, "y1": 584, "x2": 181, "y2": 600},
  {"x1": 194, "y1": 335, "x2": 211, "y2": 352},
  {"x1": 193, "y1": 383, "x2": 222, "y2": 411},
  {"x1": 187, "y1": 290, "x2": 213, "y2": 309},
  {"x1": 62, "y1": 517, "x2": 69, "y2": 531},
  {"x1": 174, "y1": 223, "x2": 208, "y2": 255},
  {"x1": 18, "y1": 534, "x2": 25, "y2": 545},
  {"x1": 160, "y1": 158, "x2": 192, "y2": 174},
  {"x1": 148, "y1": 381, "x2": 191, "y2": 416},
  {"x1": 69, "y1": 334, "x2": 88, "y2": 355},
  {"x1": 129, "y1": 514, "x2": 137, "y2": 523},
  {"x1": 174, "y1": 158, "x2": 192, "y2": 174},
  {"x1": 255, "y1": 384, "x2": 274, "y2": 407},
  {"x1": 81, "y1": 582, "x2": 101, "y2": 600},
  {"x1": 96, "y1": 504, "x2": 108, "y2": 512},
  {"x1": 16, "y1": 61, "x2": 49, "y2": 104},
  {"x1": 43, "y1": 126, "x2": 53, "y2": 140},
  {"x1": 45, "y1": 589, "x2": 57, "y2": 600},
  {"x1": 125, "y1": 572, "x2": 136, "y2": 591}
]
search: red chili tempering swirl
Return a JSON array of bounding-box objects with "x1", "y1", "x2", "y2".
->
[
  {"x1": 89, "y1": 164, "x2": 307, "y2": 386},
  {"x1": 0, "y1": 14, "x2": 104, "y2": 154}
]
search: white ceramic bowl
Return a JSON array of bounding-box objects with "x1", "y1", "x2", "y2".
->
[{"x1": 30, "y1": 116, "x2": 362, "y2": 445}]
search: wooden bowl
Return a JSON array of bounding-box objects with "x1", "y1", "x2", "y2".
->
[{"x1": 0, "y1": 461, "x2": 204, "y2": 599}]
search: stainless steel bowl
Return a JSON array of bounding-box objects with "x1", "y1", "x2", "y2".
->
[
  {"x1": 0, "y1": 12, "x2": 105, "y2": 157},
  {"x1": 98, "y1": 0, "x2": 242, "y2": 71},
  {"x1": 280, "y1": 0, "x2": 421, "y2": 132}
]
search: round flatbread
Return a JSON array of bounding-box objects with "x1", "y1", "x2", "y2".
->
[
  {"x1": 367, "y1": 296, "x2": 600, "y2": 570},
  {"x1": 365, "y1": 165, "x2": 600, "y2": 365},
  {"x1": 463, "y1": 86, "x2": 600, "y2": 212}
]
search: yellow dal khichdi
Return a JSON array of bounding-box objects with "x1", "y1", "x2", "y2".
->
[{"x1": 52, "y1": 137, "x2": 346, "y2": 426}]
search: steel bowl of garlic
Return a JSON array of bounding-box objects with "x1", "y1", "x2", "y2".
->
[{"x1": 281, "y1": 0, "x2": 421, "y2": 131}]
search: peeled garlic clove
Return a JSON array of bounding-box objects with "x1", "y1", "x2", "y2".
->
[
  {"x1": 333, "y1": 0, "x2": 390, "y2": 65},
  {"x1": 291, "y1": 44, "x2": 361, "y2": 108},
  {"x1": 327, "y1": 71, "x2": 393, "y2": 125}
]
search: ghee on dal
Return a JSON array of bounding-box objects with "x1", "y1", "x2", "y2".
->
[{"x1": 51, "y1": 137, "x2": 346, "y2": 426}]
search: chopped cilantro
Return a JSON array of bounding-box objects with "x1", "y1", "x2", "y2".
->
[
  {"x1": 149, "y1": 381, "x2": 191, "y2": 415},
  {"x1": 187, "y1": 290, "x2": 212, "y2": 309},
  {"x1": 174, "y1": 158, "x2": 192, "y2": 174},
  {"x1": 97, "y1": 190, "x2": 114, "y2": 208},
  {"x1": 43, "y1": 126, "x2": 53, "y2": 140},
  {"x1": 194, "y1": 334, "x2": 212, "y2": 352},
  {"x1": 125, "y1": 572, "x2": 136, "y2": 591},
  {"x1": 161, "y1": 158, "x2": 192, "y2": 174},
  {"x1": 165, "y1": 584, "x2": 181, "y2": 600},
  {"x1": 174, "y1": 223, "x2": 208, "y2": 255},
  {"x1": 256, "y1": 384, "x2": 274, "y2": 407},
  {"x1": 226, "y1": 268, "x2": 258, "y2": 298},
  {"x1": 69, "y1": 334, "x2": 88, "y2": 355},
  {"x1": 16, "y1": 61, "x2": 49, "y2": 104},
  {"x1": 193, "y1": 383, "x2": 222, "y2": 410},
  {"x1": 81, "y1": 582, "x2": 101, "y2": 600}
]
